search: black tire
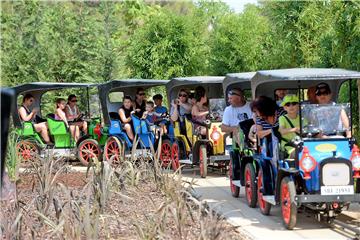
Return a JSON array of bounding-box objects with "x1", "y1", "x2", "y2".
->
[
  {"x1": 244, "y1": 163, "x2": 257, "y2": 208},
  {"x1": 192, "y1": 141, "x2": 203, "y2": 165},
  {"x1": 355, "y1": 178, "x2": 360, "y2": 194},
  {"x1": 77, "y1": 139, "x2": 101, "y2": 166},
  {"x1": 229, "y1": 157, "x2": 240, "y2": 198},
  {"x1": 280, "y1": 177, "x2": 297, "y2": 230},
  {"x1": 257, "y1": 170, "x2": 271, "y2": 215}
]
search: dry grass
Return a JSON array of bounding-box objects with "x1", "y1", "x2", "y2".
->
[{"x1": 1, "y1": 136, "x2": 244, "y2": 239}]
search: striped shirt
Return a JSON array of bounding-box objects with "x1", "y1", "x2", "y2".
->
[{"x1": 256, "y1": 108, "x2": 286, "y2": 130}]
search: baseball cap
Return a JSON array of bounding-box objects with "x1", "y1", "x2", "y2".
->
[
  {"x1": 315, "y1": 82, "x2": 331, "y2": 96},
  {"x1": 281, "y1": 94, "x2": 299, "y2": 107}
]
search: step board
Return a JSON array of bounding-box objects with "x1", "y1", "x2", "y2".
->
[
  {"x1": 232, "y1": 180, "x2": 241, "y2": 187},
  {"x1": 263, "y1": 195, "x2": 276, "y2": 205},
  {"x1": 179, "y1": 159, "x2": 192, "y2": 164},
  {"x1": 209, "y1": 155, "x2": 230, "y2": 162}
]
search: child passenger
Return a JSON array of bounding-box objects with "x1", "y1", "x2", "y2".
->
[
  {"x1": 278, "y1": 95, "x2": 300, "y2": 158},
  {"x1": 153, "y1": 94, "x2": 168, "y2": 134},
  {"x1": 142, "y1": 101, "x2": 163, "y2": 137}
]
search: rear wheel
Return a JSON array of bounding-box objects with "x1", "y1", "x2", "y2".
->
[
  {"x1": 171, "y1": 141, "x2": 180, "y2": 171},
  {"x1": 257, "y1": 170, "x2": 271, "y2": 215},
  {"x1": 160, "y1": 139, "x2": 172, "y2": 168},
  {"x1": 78, "y1": 139, "x2": 101, "y2": 166},
  {"x1": 281, "y1": 177, "x2": 297, "y2": 230},
  {"x1": 229, "y1": 156, "x2": 240, "y2": 197},
  {"x1": 199, "y1": 145, "x2": 207, "y2": 178},
  {"x1": 16, "y1": 140, "x2": 39, "y2": 164},
  {"x1": 245, "y1": 163, "x2": 257, "y2": 208},
  {"x1": 104, "y1": 136, "x2": 124, "y2": 166},
  {"x1": 355, "y1": 178, "x2": 360, "y2": 193}
]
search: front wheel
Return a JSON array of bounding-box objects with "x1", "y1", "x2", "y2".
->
[
  {"x1": 245, "y1": 163, "x2": 257, "y2": 208},
  {"x1": 77, "y1": 139, "x2": 101, "y2": 166},
  {"x1": 104, "y1": 136, "x2": 124, "y2": 166},
  {"x1": 199, "y1": 145, "x2": 207, "y2": 178},
  {"x1": 257, "y1": 170, "x2": 271, "y2": 215},
  {"x1": 280, "y1": 177, "x2": 297, "y2": 230},
  {"x1": 229, "y1": 156, "x2": 240, "y2": 197},
  {"x1": 160, "y1": 139, "x2": 172, "y2": 168},
  {"x1": 171, "y1": 141, "x2": 180, "y2": 171}
]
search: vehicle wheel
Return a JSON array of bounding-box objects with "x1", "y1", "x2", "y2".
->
[
  {"x1": 245, "y1": 163, "x2": 257, "y2": 208},
  {"x1": 77, "y1": 139, "x2": 101, "y2": 166},
  {"x1": 355, "y1": 178, "x2": 360, "y2": 194},
  {"x1": 257, "y1": 170, "x2": 271, "y2": 215},
  {"x1": 16, "y1": 140, "x2": 39, "y2": 164},
  {"x1": 104, "y1": 136, "x2": 124, "y2": 166},
  {"x1": 160, "y1": 139, "x2": 172, "y2": 168},
  {"x1": 199, "y1": 145, "x2": 207, "y2": 178},
  {"x1": 229, "y1": 157, "x2": 240, "y2": 198},
  {"x1": 280, "y1": 177, "x2": 297, "y2": 230},
  {"x1": 171, "y1": 141, "x2": 180, "y2": 171}
]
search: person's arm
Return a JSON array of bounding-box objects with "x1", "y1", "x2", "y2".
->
[
  {"x1": 64, "y1": 105, "x2": 75, "y2": 120},
  {"x1": 221, "y1": 124, "x2": 238, "y2": 134},
  {"x1": 340, "y1": 109, "x2": 351, "y2": 138},
  {"x1": 57, "y1": 109, "x2": 69, "y2": 127},
  {"x1": 19, "y1": 107, "x2": 36, "y2": 122},
  {"x1": 119, "y1": 108, "x2": 131, "y2": 123},
  {"x1": 179, "y1": 101, "x2": 192, "y2": 112},
  {"x1": 191, "y1": 105, "x2": 209, "y2": 117},
  {"x1": 256, "y1": 124, "x2": 272, "y2": 139},
  {"x1": 170, "y1": 104, "x2": 179, "y2": 122}
]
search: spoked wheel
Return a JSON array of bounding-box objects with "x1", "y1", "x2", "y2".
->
[
  {"x1": 257, "y1": 170, "x2": 271, "y2": 215},
  {"x1": 160, "y1": 139, "x2": 172, "y2": 168},
  {"x1": 245, "y1": 163, "x2": 257, "y2": 208},
  {"x1": 104, "y1": 136, "x2": 124, "y2": 166},
  {"x1": 16, "y1": 140, "x2": 39, "y2": 164},
  {"x1": 199, "y1": 145, "x2": 207, "y2": 178},
  {"x1": 280, "y1": 177, "x2": 297, "y2": 230},
  {"x1": 229, "y1": 156, "x2": 240, "y2": 197},
  {"x1": 77, "y1": 139, "x2": 101, "y2": 166},
  {"x1": 171, "y1": 141, "x2": 180, "y2": 171}
]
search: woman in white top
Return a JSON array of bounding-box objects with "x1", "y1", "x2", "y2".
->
[
  {"x1": 64, "y1": 94, "x2": 88, "y2": 135},
  {"x1": 55, "y1": 98, "x2": 80, "y2": 142}
]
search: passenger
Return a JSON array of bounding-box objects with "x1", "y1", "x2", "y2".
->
[
  {"x1": 278, "y1": 95, "x2": 300, "y2": 158},
  {"x1": 315, "y1": 82, "x2": 351, "y2": 138},
  {"x1": 134, "y1": 88, "x2": 146, "y2": 118},
  {"x1": 142, "y1": 101, "x2": 163, "y2": 136},
  {"x1": 118, "y1": 95, "x2": 135, "y2": 141},
  {"x1": 153, "y1": 94, "x2": 168, "y2": 134},
  {"x1": 248, "y1": 124, "x2": 257, "y2": 148},
  {"x1": 55, "y1": 98, "x2": 80, "y2": 142},
  {"x1": 191, "y1": 86, "x2": 209, "y2": 136},
  {"x1": 221, "y1": 88, "x2": 253, "y2": 143},
  {"x1": 251, "y1": 96, "x2": 286, "y2": 139},
  {"x1": 275, "y1": 89, "x2": 288, "y2": 106},
  {"x1": 188, "y1": 92, "x2": 196, "y2": 106},
  {"x1": 65, "y1": 94, "x2": 88, "y2": 135},
  {"x1": 18, "y1": 94, "x2": 51, "y2": 144},
  {"x1": 170, "y1": 89, "x2": 192, "y2": 122},
  {"x1": 307, "y1": 86, "x2": 317, "y2": 104}
]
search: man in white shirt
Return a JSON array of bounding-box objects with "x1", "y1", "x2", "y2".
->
[{"x1": 221, "y1": 88, "x2": 252, "y2": 144}]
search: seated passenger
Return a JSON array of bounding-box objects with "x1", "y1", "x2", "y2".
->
[
  {"x1": 251, "y1": 96, "x2": 286, "y2": 140},
  {"x1": 221, "y1": 87, "x2": 253, "y2": 146},
  {"x1": 18, "y1": 94, "x2": 51, "y2": 144},
  {"x1": 153, "y1": 94, "x2": 168, "y2": 134},
  {"x1": 170, "y1": 89, "x2": 192, "y2": 122},
  {"x1": 65, "y1": 94, "x2": 88, "y2": 135},
  {"x1": 55, "y1": 98, "x2": 80, "y2": 142},
  {"x1": 191, "y1": 86, "x2": 209, "y2": 136},
  {"x1": 142, "y1": 101, "x2": 163, "y2": 136},
  {"x1": 275, "y1": 89, "x2": 288, "y2": 106},
  {"x1": 314, "y1": 82, "x2": 351, "y2": 138},
  {"x1": 134, "y1": 88, "x2": 146, "y2": 118},
  {"x1": 118, "y1": 95, "x2": 134, "y2": 141},
  {"x1": 278, "y1": 95, "x2": 300, "y2": 158}
]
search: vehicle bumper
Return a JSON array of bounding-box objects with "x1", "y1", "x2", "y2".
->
[{"x1": 295, "y1": 193, "x2": 360, "y2": 203}]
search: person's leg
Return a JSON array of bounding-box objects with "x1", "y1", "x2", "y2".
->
[
  {"x1": 69, "y1": 125, "x2": 76, "y2": 141},
  {"x1": 75, "y1": 126, "x2": 80, "y2": 142},
  {"x1": 124, "y1": 123, "x2": 134, "y2": 141},
  {"x1": 34, "y1": 122, "x2": 50, "y2": 143},
  {"x1": 82, "y1": 121, "x2": 88, "y2": 135}
]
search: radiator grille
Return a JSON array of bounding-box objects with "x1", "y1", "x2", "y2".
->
[{"x1": 322, "y1": 163, "x2": 350, "y2": 186}]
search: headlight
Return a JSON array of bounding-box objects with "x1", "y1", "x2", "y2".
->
[
  {"x1": 211, "y1": 131, "x2": 221, "y2": 141},
  {"x1": 302, "y1": 157, "x2": 315, "y2": 171}
]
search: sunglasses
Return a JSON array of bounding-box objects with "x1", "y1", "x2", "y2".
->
[
  {"x1": 179, "y1": 93, "x2": 187, "y2": 97},
  {"x1": 284, "y1": 102, "x2": 298, "y2": 107},
  {"x1": 228, "y1": 91, "x2": 241, "y2": 97},
  {"x1": 71, "y1": 99, "x2": 77, "y2": 102},
  {"x1": 316, "y1": 91, "x2": 330, "y2": 96},
  {"x1": 138, "y1": 93, "x2": 145, "y2": 96}
]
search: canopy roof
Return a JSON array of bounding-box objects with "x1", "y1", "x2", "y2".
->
[
  {"x1": 12, "y1": 82, "x2": 94, "y2": 96},
  {"x1": 251, "y1": 68, "x2": 360, "y2": 98},
  {"x1": 167, "y1": 76, "x2": 224, "y2": 91},
  {"x1": 223, "y1": 72, "x2": 255, "y2": 96}
]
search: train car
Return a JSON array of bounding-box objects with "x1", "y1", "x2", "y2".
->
[{"x1": 251, "y1": 68, "x2": 360, "y2": 229}]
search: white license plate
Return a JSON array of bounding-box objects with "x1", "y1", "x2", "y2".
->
[{"x1": 321, "y1": 185, "x2": 354, "y2": 195}]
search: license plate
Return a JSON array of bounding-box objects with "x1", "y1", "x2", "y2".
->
[{"x1": 321, "y1": 185, "x2": 354, "y2": 195}]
